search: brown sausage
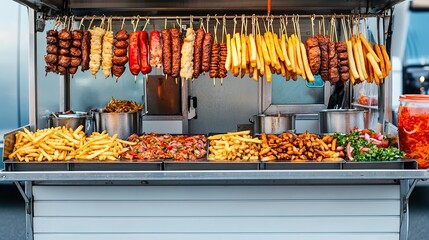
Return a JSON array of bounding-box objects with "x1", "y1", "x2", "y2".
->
[
  {"x1": 114, "y1": 48, "x2": 128, "y2": 57},
  {"x1": 170, "y1": 28, "x2": 182, "y2": 78},
  {"x1": 46, "y1": 44, "x2": 58, "y2": 54},
  {"x1": 70, "y1": 47, "x2": 82, "y2": 57},
  {"x1": 58, "y1": 29, "x2": 72, "y2": 40},
  {"x1": 44, "y1": 54, "x2": 57, "y2": 64},
  {"x1": 201, "y1": 33, "x2": 213, "y2": 73},
  {"x1": 161, "y1": 29, "x2": 172, "y2": 75},
  {"x1": 81, "y1": 30, "x2": 91, "y2": 71},
  {"x1": 209, "y1": 42, "x2": 219, "y2": 78},
  {"x1": 58, "y1": 40, "x2": 71, "y2": 49},
  {"x1": 112, "y1": 55, "x2": 129, "y2": 66},
  {"x1": 112, "y1": 65, "x2": 126, "y2": 78},
  {"x1": 72, "y1": 30, "x2": 83, "y2": 40},
  {"x1": 46, "y1": 36, "x2": 57, "y2": 44},
  {"x1": 57, "y1": 65, "x2": 67, "y2": 75},
  {"x1": 72, "y1": 40, "x2": 82, "y2": 48},
  {"x1": 58, "y1": 55, "x2": 71, "y2": 67},
  {"x1": 70, "y1": 57, "x2": 82, "y2": 67},
  {"x1": 115, "y1": 29, "x2": 129, "y2": 41},
  {"x1": 114, "y1": 40, "x2": 129, "y2": 48},
  {"x1": 47, "y1": 30, "x2": 58, "y2": 37},
  {"x1": 59, "y1": 48, "x2": 70, "y2": 56},
  {"x1": 68, "y1": 66, "x2": 78, "y2": 75},
  {"x1": 193, "y1": 28, "x2": 205, "y2": 78}
]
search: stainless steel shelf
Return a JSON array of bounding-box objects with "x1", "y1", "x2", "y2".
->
[{"x1": 1, "y1": 169, "x2": 428, "y2": 181}]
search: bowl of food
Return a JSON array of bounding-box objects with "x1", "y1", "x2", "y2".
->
[
  {"x1": 48, "y1": 111, "x2": 92, "y2": 133},
  {"x1": 93, "y1": 98, "x2": 145, "y2": 140}
]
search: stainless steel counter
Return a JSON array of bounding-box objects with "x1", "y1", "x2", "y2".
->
[{"x1": 1, "y1": 169, "x2": 427, "y2": 182}]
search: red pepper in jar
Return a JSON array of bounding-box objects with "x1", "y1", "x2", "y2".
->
[
  {"x1": 128, "y1": 32, "x2": 140, "y2": 76},
  {"x1": 139, "y1": 31, "x2": 152, "y2": 74}
]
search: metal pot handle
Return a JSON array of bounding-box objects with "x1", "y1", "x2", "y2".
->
[
  {"x1": 249, "y1": 117, "x2": 254, "y2": 124},
  {"x1": 140, "y1": 111, "x2": 148, "y2": 117},
  {"x1": 47, "y1": 116, "x2": 51, "y2": 128}
]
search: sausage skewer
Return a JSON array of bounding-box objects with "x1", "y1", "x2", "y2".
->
[
  {"x1": 44, "y1": 18, "x2": 60, "y2": 75},
  {"x1": 170, "y1": 28, "x2": 182, "y2": 80},
  {"x1": 161, "y1": 25, "x2": 172, "y2": 77},
  {"x1": 112, "y1": 18, "x2": 129, "y2": 81}
]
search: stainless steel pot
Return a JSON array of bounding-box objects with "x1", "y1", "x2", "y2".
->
[
  {"x1": 92, "y1": 110, "x2": 146, "y2": 140},
  {"x1": 250, "y1": 114, "x2": 295, "y2": 135},
  {"x1": 319, "y1": 109, "x2": 365, "y2": 134},
  {"x1": 48, "y1": 111, "x2": 92, "y2": 133}
]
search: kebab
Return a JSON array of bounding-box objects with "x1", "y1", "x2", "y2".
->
[
  {"x1": 81, "y1": 28, "x2": 91, "y2": 72},
  {"x1": 337, "y1": 17, "x2": 350, "y2": 82},
  {"x1": 170, "y1": 27, "x2": 182, "y2": 80},
  {"x1": 149, "y1": 28, "x2": 162, "y2": 68},
  {"x1": 180, "y1": 27, "x2": 196, "y2": 81},
  {"x1": 112, "y1": 18, "x2": 129, "y2": 80},
  {"x1": 193, "y1": 27, "x2": 205, "y2": 78},
  {"x1": 305, "y1": 16, "x2": 321, "y2": 75},
  {"x1": 69, "y1": 25, "x2": 83, "y2": 76},
  {"x1": 101, "y1": 18, "x2": 114, "y2": 78},
  {"x1": 161, "y1": 20, "x2": 172, "y2": 76},
  {"x1": 209, "y1": 18, "x2": 220, "y2": 85},
  {"x1": 202, "y1": 17, "x2": 213, "y2": 73},
  {"x1": 89, "y1": 18, "x2": 106, "y2": 77},
  {"x1": 140, "y1": 19, "x2": 152, "y2": 75},
  {"x1": 68, "y1": 17, "x2": 83, "y2": 76},
  {"x1": 44, "y1": 18, "x2": 60, "y2": 75},
  {"x1": 57, "y1": 17, "x2": 73, "y2": 75},
  {"x1": 128, "y1": 18, "x2": 141, "y2": 78},
  {"x1": 328, "y1": 17, "x2": 339, "y2": 85}
]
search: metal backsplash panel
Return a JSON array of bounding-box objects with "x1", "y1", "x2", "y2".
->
[
  {"x1": 188, "y1": 74, "x2": 258, "y2": 134},
  {"x1": 146, "y1": 75, "x2": 181, "y2": 115}
]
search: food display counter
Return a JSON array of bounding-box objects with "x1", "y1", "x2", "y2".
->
[{"x1": 4, "y1": 0, "x2": 429, "y2": 240}]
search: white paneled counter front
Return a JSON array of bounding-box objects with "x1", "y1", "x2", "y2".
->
[{"x1": 1, "y1": 170, "x2": 426, "y2": 240}]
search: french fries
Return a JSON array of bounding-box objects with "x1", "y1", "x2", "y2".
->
[
  {"x1": 208, "y1": 130, "x2": 260, "y2": 161},
  {"x1": 8, "y1": 126, "x2": 136, "y2": 162}
]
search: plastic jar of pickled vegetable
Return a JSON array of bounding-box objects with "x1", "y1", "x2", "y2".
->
[{"x1": 398, "y1": 95, "x2": 429, "y2": 168}]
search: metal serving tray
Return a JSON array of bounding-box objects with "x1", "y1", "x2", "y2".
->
[
  {"x1": 164, "y1": 160, "x2": 260, "y2": 171},
  {"x1": 3, "y1": 160, "x2": 163, "y2": 172},
  {"x1": 262, "y1": 160, "x2": 343, "y2": 170}
]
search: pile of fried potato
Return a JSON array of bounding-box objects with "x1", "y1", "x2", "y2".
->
[
  {"x1": 260, "y1": 132, "x2": 344, "y2": 162},
  {"x1": 208, "y1": 130, "x2": 261, "y2": 161},
  {"x1": 8, "y1": 126, "x2": 136, "y2": 162}
]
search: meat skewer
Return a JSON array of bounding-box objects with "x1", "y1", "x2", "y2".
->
[
  {"x1": 69, "y1": 22, "x2": 83, "y2": 77},
  {"x1": 170, "y1": 28, "x2": 182, "y2": 79},
  {"x1": 161, "y1": 27, "x2": 172, "y2": 76},
  {"x1": 139, "y1": 30, "x2": 152, "y2": 75},
  {"x1": 101, "y1": 18, "x2": 114, "y2": 78},
  {"x1": 306, "y1": 36, "x2": 320, "y2": 75},
  {"x1": 81, "y1": 30, "x2": 91, "y2": 72},
  {"x1": 89, "y1": 21, "x2": 106, "y2": 77},
  {"x1": 336, "y1": 41, "x2": 349, "y2": 82},
  {"x1": 112, "y1": 20, "x2": 129, "y2": 80},
  {"x1": 209, "y1": 19, "x2": 221, "y2": 85},
  {"x1": 57, "y1": 26, "x2": 72, "y2": 76},
  {"x1": 193, "y1": 28, "x2": 205, "y2": 78},
  {"x1": 202, "y1": 32, "x2": 213, "y2": 73},
  {"x1": 149, "y1": 30, "x2": 163, "y2": 68},
  {"x1": 180, "y1": 28, "x2": 196, "y2": 81},
  {"x1": 45, "y1": 26, "x2": 59, "y2": 75}
]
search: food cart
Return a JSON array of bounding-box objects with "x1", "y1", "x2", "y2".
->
[{"x1": 2, "y1": 0, "x2": 429, "y2": 240}]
